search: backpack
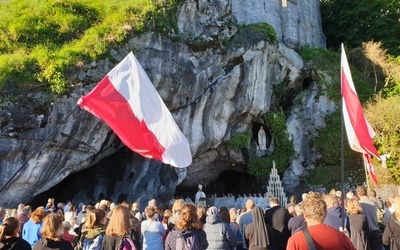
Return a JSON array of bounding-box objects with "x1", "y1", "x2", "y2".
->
[
  {"x1": 375, "y1": 202, "x2": 385, "y2": 224},
  {"x1": 176, "y1": 231, "x2": 201, "y2": 250},
  {"x1": 76, "y1": 232, "x2": 104, "y2": 250},
  {"x1": 117, "y1": 236, "x2": 136, "y2": 250}
]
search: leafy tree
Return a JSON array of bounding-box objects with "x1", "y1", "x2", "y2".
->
[{"x1": 321, "y1": 0, "x2": 400, "y2": 55}]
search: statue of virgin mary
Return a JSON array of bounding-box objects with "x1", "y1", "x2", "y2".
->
[{"x1": 258, "y1": 126, "x2": 267, "y2": 150}]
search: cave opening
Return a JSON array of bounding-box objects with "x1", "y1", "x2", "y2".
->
[{"x1": 175, "y1": 169, "x2": 259, "y2": 201}]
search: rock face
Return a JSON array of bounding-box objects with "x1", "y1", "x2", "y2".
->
[
  {"x1": 0, "y1": 0, "x2": 327, "y2": 207},
  {"x1": 232, "y1": 0, "x2": 326, "y2": 49}
]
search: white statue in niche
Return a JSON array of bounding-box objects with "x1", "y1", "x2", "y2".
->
[{"x1": 258, "y1": 126, "x2": 267, "y2": 150}]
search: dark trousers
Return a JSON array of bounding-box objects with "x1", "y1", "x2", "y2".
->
[{"x1": 368, "y1": 230, "x2": 382, "y2": 250}]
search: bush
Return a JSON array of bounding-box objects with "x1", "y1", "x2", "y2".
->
[
  {"x1": 227, "y1": 22, "x2": 277, "y2": 48},
  {"x1": 225, "y1": 131, "x2": 251, "y2": 150}
]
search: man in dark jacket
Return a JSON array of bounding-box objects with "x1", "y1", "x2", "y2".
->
[
  {"x1": 323, "y1": 193, "x2": 350, "y2": 231},
  {"x1": 264, "y1": 197, "x2": 291, "y2": 250}
]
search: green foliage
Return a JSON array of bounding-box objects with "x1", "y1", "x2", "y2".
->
[
  {"x1": 320, "y1": 0, "x2": 400, "y2": 55},
  {"x1": 247, "y1": 157, "x2": 275, "y2": 176},
  {"x1": 301, "y1": 164, "x2": 365, "y2": 189},
  {"x1": 299, "y1": 46, "x2": 375, "y2": 102},
  {"x1": 225, "y1": 131, "x2": 251, "y2": 150},
  {"x1": 248, "y1": 110, "x2": 294, "y2": 176},
  {"x1": 227, "y1": 22, "x2": 277, "y2": 48},
  {"x1": 365, "y1": 95, "x2": 400, "y2": 183},
  {"x1": 0, "y1": 0, "x2": 183, "y2": 94},
  {"x1": 272, "y1": 79, "x2": 290, "y2": 97}
]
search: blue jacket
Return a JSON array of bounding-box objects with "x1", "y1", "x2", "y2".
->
[
  {"x1": 22, "y1": 219, "x2": 42, "y2": 247},
  {"x1": 324, "y1": 206, "x2": 349, "y2": 231}
]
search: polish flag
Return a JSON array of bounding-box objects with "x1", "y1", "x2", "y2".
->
[
  {"x1": 341, "y1": 44, "x2": 380, "y2": 159},
  {"x1": 341, "y1": 44, "x2": 380, "y2": 185},
  {"x1": 77, "y1": 52, "x2": 192, "y2": 168}
]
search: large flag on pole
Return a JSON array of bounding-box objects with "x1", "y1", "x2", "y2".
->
[
  {"x1": 78, "y1": 52, "x2": 192, "y2": 168},
  {"x1": 341, "y1": 44, "x2": 380, "y2": 185}
]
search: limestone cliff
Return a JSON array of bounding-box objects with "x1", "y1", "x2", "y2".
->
[{"x1": 0, "y1": 0, "x2": 327, "y2": 207}]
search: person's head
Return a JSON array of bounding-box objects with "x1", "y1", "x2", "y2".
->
[
  {"x1": 17, "y1": 203, "x2": 24, "y2": 210},
  {"x1": 131, "y1": 202, "x2": 140, "y2": 212},
  {"x1": 145, "y1": 206, "x2": 156, "y2": 220},
  {"x1": 198, "y1": 184, "x2": 203, "y2": 191},
  {"x1": 148, "y1": 199, "x2": 157, "y2": 208},
  {"x1": 110, "y1": 202, "x2": 117, "y2": 212},
  {"x1": 356, "y1": 186, "x2": 367, "y2": 197},
  {"x1": 206, "y1": 206, "x2": 220, "y2": 221},
  {"x1": 163, "y1": 210, "x2": 172, "y2": 223},
  {"x1": 172, "y1": 199, "x2": 186, "y2": 214},
  {"x1": 287, "y1": 205, "x2": 296, "y2": 216},
  {"x1": 368, "y1": 190, "x2": 377, "y2": 198},
  {"x1": 31, "y1": 207, "x2": 47, "y2": 224},
  {"x1": 245, "y1": 199, "x2": 255, "y2": 210},
  {"x1": 0, "y1": 217, "x2": 20, "y2": 241},
  {"x1": 219, "y1": 207, "x2": 230, "y2": 223},
  {"x1": 347, "y1": 198, "x2": 363, "y2": 215},
  {"x1": 346, "y1": 190, "x2": 355, "y2": 199},
  {"x1": 68, "y1": 204, "x2": 76, "y2": 212},
  {"x1": 289, "y1": 195, "x2": 297, "y2": 203},
  {"x1": 100, "y1": 200, "x2": 111, "y2": 208},
  {"x1": 17, "y1": 203, "x2": 24, "y2": 215},
  {"x1": 197, "y1": 205, "x2": 206, "y2": 221},
  {"x1": 294, "y1": 204, "x2": 303, "y2": 216},
  {"x1": 301, "y1": 192, "x2": 327, "y2": 224},
  {"x1": 40, "y1": 214, "x2": 64, "y2": 241},
  {"x1": 22, "y1": 206, "x2": 31, "y2": 217},
  {"x1": 269, "y1": 197, "x2": 279, "y2": 206},
  {"x1": 324, "y1": 193, "x2": 338, "y2": 208},
  {"x1": 229, "y1": 208, "x2": 237, "y2": 222},
  {"x1": 177, "y1": 204, "x2": 201, "y2": 230},
  {"x1": 105, "y1": 205, "x2": 132, "y2": 236},
  {"x1": 62, "y1": 221, "x2": 71, "y2": 233},
  {"x1": 57, "y1": 203, "x2": 64, "y2": 210},
  {"x1": 99, "y1": 204, "x2": 109, "y2": 213},
  {"x1": 85, "y1": 209, "x2": 107, "y2": 229}
]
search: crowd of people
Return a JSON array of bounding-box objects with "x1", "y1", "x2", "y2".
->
[{"x1": 0, "y1": 185, "x2": 399, "y2": 250}]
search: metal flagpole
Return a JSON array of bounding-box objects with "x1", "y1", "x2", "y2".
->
[{"x1": 341, "y1": 97, "x2": 346, "y2": 230}]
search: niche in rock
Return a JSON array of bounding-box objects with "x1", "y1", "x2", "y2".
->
[{"x1": 252, "y1": 123, "x2": 271, "y2": 150}]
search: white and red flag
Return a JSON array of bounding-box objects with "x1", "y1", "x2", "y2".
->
[
  {"x1": 341, "y1": 44, "x2": 380, "y2": 185},
  {"x1": 78, "y1": 52, "x2": 192, "y2": 168}
]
